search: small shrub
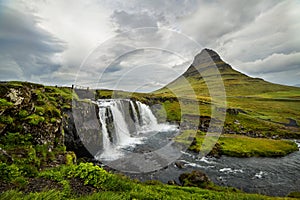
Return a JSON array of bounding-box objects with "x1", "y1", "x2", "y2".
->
[
  {"x1": 50, "y1": 117, "x2": 57, "y2": 123},
  {"x1": 26, "y1": 114, "x2": 45, "y2": 125},
  {"x1": 0, "y1": 163, "x2": 22, "y2": 182},
  {"x1": 18, "y1": 110, "x2": 29, "y2": 118},
  {"x1": 0, "y1": 98, "x2": 13, "y2": 107},
  {"x1": 35, "y1": 106, "x2": 45, "y2": 115},
  {"x1": 0, "y1": 115, "x2": 13, "y2": 124},
  {"x1": 65, "y1": 151, "x2": 76, "y2": 165},
  {"x1": 288, "y1": 191, "x2": 300, "y2": 198},
  {"x1": 27, "y1": 146, "x2": 39, "y2": 165},
  {"x1": 61, "y1": 180, "x2": 72, "y2": 197},
  {"x1": 52, "y1": 108, "x2": 61, "y2": 118},
  {"x1": 68, "y1": 162, "x2": 112, "y2": 189},
  {"x1": 20, "y1": 164, "x2": 39, "y2": 177},
  {"x1": 3, "y1": 132, "x2": 32, "y2": 145},
  {"x1": 48, "y1": 96, "x2": 56, "y2": 102},
  {"x1": 12, "y1": 177, "x2": 28, "y2": 188}
]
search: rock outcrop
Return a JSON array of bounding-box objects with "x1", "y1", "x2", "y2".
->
[{"x1": 179, "y1": 170, "x2": 211, "y2": 188}]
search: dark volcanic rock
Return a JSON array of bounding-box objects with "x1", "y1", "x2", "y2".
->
[
  {"x1": 175, "y1": 161, "x2": 186, "y2": 169},
  {"x1": 63, "y1": 108, "x2": 94, "y2": 158},
  {"x1": 68, "y1": 100, "x2": 102, "y2": 158}
]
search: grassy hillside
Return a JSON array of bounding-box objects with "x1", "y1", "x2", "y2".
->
[{"x1": 154, "y1": 49, "x2": 300, "y2": 139}]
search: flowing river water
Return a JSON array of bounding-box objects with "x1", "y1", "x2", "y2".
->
[
  {"x1": 129, "y1": 141, "x2": 300, "y2": 197},
  {"x1": 95, "y1": 99, "x2": 300, "y2": 197}
]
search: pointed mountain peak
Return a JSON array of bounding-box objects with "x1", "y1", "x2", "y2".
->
[
  {"x1": 192, "y1": 48, "x2": 223, "y2": 67},
  {"x1": 183, "y1": 48, "x2": 232, "y2": 77}
]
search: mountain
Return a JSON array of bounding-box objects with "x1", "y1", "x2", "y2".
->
[
  {"x1": 294, "y1": 84, "x2": 300, "y2": 88},
  {"x1": 157, "y1": 48, "x2": 297, "y2": 97},
  {"x1": 155, "y1": 49, "x2": 300, "y2": 138}
]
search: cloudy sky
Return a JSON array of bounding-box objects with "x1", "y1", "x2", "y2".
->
[{"x1": 0, "y1": 0, "x2": 299, "y2": 92}]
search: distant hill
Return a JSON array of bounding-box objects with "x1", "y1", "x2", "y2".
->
[{"x1": 294, "y1": 84, "x2": 300, "y2": 88}]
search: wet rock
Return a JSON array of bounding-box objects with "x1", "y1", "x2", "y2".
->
[
  {"x1": 227, "y1": 108, "x2": 239, "y2": 115},
  {"x1": 175, "y1": 161, "x2": 185, "y2": 169},
  {"x1": 167, "y1": 180, "x2": 178, "y2": 185},
  {"x1": 227, "y1": 108, "x2": 246, "y2": 115},
  {"x1": 287, "y1": 118, "x2": 298, "y2": 127},
  {"x1": 6, "y1": 88, "x2": 24, "y2": 105},
  {"x1": 179, "y1": 170, "x2": 211, "y2": 188},
  {"x1": 207, "y1": 142, "x2": 221, "y2": 158},
  {"x1": 64, "y1": 101, "x2": 101, "y2": 158}
]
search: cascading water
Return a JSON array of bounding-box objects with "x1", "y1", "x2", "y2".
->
[{"x1": 95, "y1": 99, "x2": 177, "y2": 161}]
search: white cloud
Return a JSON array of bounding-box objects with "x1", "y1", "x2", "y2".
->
[
  {"x1": 178, "y1": 0, "x2": 278, "y2": 46},
  {"x1": 214, "y1": 0, "x2": 300, "y2": 62},
  {"x1": 16, "y1": 0, "x2": 114, "y2": 68},
  {"x1": 0, "y1": 4, "x2": 64, "y2": 83},
  {"x1": 238, "y1": 52, "x2": 300, "y2": 74},
  {"x1": 0, "y1": 55, "x2": 24, "y2": 81}
]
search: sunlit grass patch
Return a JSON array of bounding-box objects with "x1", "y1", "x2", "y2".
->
[{"x1": 219, "y1": 135, "x2": 298, "y2": 157}]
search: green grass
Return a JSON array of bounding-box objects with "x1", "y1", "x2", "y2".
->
[
  {"x1": 251, "y1": 90, "x2": 300, "y2": 99},
  {"x1": 0, "y1": 115, "x2": 14, "y2": 124},
  {"x1": 219, "y1": 135, "x2": 298, "y2": 157},
  {"x1": 0, "y1": 162, "x2": 293, "y2": 200},
  {"x1": 1, "y1": 186, "x2": 286, "y2": 200},
  {"x1": 25, "y1": 114, "x2": 45, "y2": 125},
  {"x1": 186, "y1": 131, "x2": 298, "y2": 157},
  {"x1": 153, "y1": 65, "x2": 300, "y2": 139},
  {"x1": 0, "y1": 98, "x2": 13, "y2": 107}
]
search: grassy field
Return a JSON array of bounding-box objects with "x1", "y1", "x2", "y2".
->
[
  {"x1": 219, "y1": 135, "x2": 298, "y2": 157},
  {"x1": 177, "y1": 131, "x2": 298, "y2": 157}
]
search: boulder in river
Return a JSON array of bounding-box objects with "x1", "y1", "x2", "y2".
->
[{"x1": 179, "y1": 170, "x2": 211, "y2": 188}]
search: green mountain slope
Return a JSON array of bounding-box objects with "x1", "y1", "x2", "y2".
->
[
  {"x1": 154, "y1": 49, "x2": 300, "y2": 138},
  {"x1": 157, "y1": 48, "x2": 299, "y2": 96}
]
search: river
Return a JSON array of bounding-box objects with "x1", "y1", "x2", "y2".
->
[{"x1": 128, "y1": 140, "x2": 300, "y2": 197}]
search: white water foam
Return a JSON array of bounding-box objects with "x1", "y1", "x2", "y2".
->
[
  {"x1": 197, "y1": 157, "x2": 216, "y2": 164},
  {"x1": 254, "y1": 171, "x2": 268, "y2": 179},
  {"x1": 176, "y1": 159, "x2": 214, "y2": 169},
  {"x1": 219, "y1": 168, "x2": 244, "y2": 174}
]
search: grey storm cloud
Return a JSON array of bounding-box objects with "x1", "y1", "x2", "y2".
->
[
  {"x1": 239, "y1": 52, "x2": 300, "y2": 74},
  {"x1": 0, "y1": 4, "x2": 65, "y2": 82},
  {"x1": 106, "y1": 0, "x2": 300, "y2": 87},
  {"x1": 112, "y1": 11, "x2": 159, "y2": 32},
  {"x1": 0, "y1": 0, "x2": 299, "y2": 88}
]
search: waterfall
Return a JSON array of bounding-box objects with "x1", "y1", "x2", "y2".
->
[
  {"x1": 95, "y1": 99, "x2": 174, "y2": 161},
  {"x1": 136, "y1": 101, "x2": 158, "y2": 128}
]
